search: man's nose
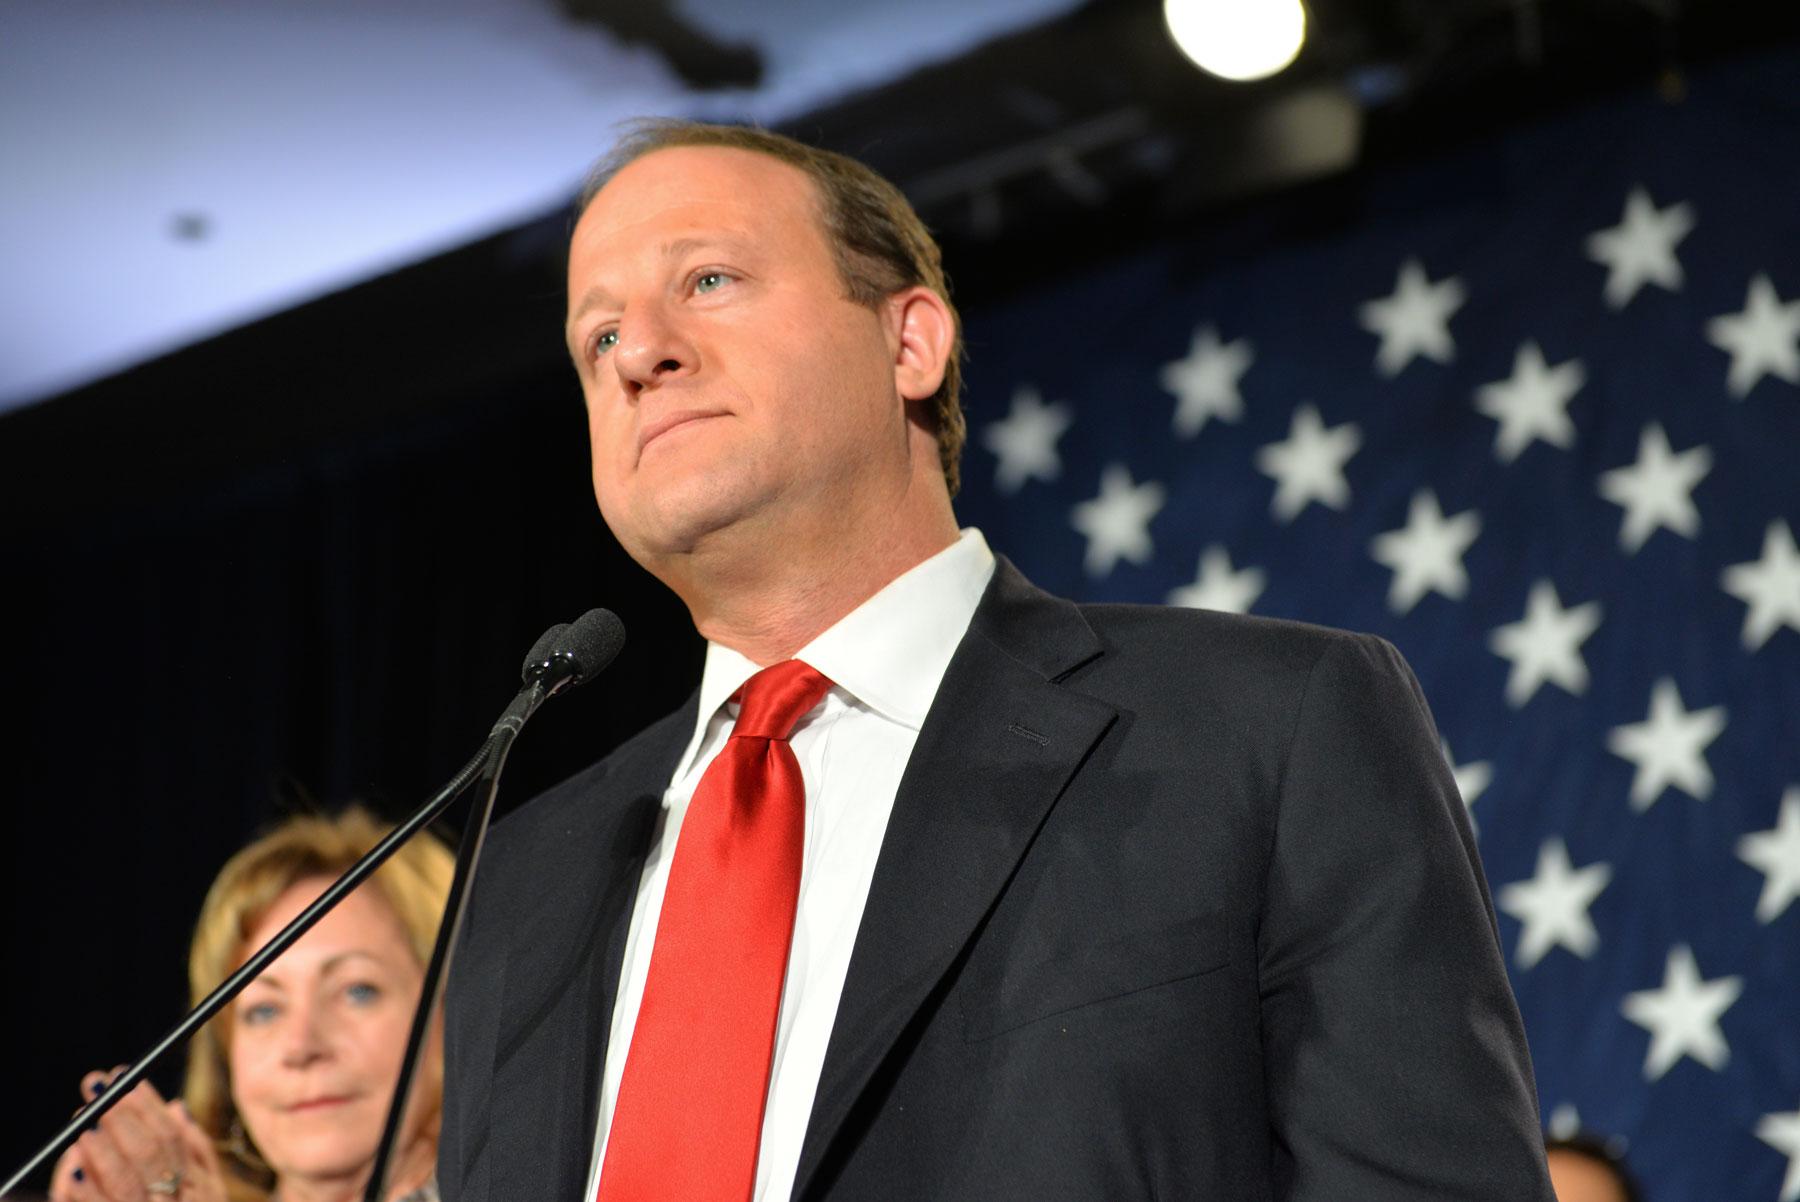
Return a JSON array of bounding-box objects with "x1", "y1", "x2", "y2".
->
[{"x1": 612, "y1": 305, "x2": 696, "y2": 396}]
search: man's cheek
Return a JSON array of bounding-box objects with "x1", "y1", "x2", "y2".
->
[{"x1": 606, "y1": 416, "x2": 639, "y2": 466}]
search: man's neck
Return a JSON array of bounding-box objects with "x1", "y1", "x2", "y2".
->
[{"x1": 682, "y1": 507, "x2": 961, "y2": 666}]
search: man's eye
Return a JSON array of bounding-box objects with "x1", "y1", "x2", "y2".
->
[
  {"x1": 695, "y1": 272, "x2": 730, "y2": 294},
  {"x1": 593, "y1": 329, "x2": 619, "y2": 357}
]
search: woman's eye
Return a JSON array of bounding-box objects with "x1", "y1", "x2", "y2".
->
[
  {"x1": 240, "y1": 1001, "x2": 279, "y2": 1027},
  {"x1": 695, "y1": 272, "x2": 730, "y2": 294},
  {"x1": 346, "y1": 982, "x2": 382, "y2": 1006},
  {"x1": 592, "y1": 329, "x2": 619, "y2": 358}
]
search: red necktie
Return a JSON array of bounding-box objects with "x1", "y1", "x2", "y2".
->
[{"x1": 597, "y1": 659, "x2": 833, "y2": 1201}]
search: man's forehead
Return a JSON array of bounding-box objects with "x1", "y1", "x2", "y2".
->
[
  {"x1": 567, "y1": 144, "x2": 834, "y2": 316},
  {"x1": 583, "y1": 144, "x2": 821, "y2": 230}
]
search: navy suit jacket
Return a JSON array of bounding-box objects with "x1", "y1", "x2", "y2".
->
[{"x1": 439, "y1": 559, "x2": 1554, "y2": 1200}]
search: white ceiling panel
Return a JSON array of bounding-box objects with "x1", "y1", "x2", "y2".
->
[{"x1": 0, "y1": 0, "x2": 1078, "y2": 410}]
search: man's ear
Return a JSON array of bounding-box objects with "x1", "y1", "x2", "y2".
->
[{"x1": 887, "y1": 286, "x2": 955, "y2": 403}]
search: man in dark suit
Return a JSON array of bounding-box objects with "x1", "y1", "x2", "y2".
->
[{"x1": 438, "y1": 120, "x2": 1555, "y2": 1200}]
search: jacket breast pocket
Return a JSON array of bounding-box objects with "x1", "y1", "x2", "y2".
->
[{"x1": 962, "y1": 914, "x2": 1232, "y2": 1042}]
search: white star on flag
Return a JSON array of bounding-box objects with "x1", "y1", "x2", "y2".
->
[
  {"x1": 1161, "y1": 325, "x2": 1252, "y2": 437},
  {"x1": 1706, "y1": 273, "x2": 1800, "y2": 398},
  {"x1": 1606, "y1": 677, "x2": 1727, "y2": 811},
  {"x1": 1585, "y1": 186, "x2": 1695, "y2": 309},
  {"x1": 1620, "y1": 944, "x2": 1743, "y2": 1081},
  {"x1": 1359, "y1": 258, "x2": 1467, "y2": 377},
  {"x1": 1254, "y1": 403, "x2": 1361, "y2": 523},
  {"x1": 982, "y1": 385, "x2": 1073, "y2": 494},
  {"x1": 1595, "y1": 423, "x2": 1712, "y2": 553},
  {"x1": 1370, "y1": 489, "x2": 1481, "y2": 613},
  {"x1": 1546, "y1": 1103, "x2": 1583, "y2": 1142},
  {"x1": 1070, "y1": 463, "x2": 1165, "y2": 578},
  {"x1": 1488, "y1": 579, "x2": 1602, "y2": 707},
  {"x1": 1758, "y1": 1105, "x2": 1800, "y2": 1202},
  {"x1": 1721, "y1": 520, "x2": 1800, "y2": 651},
  {"x1": 1475, "y1": 341, "x2": 1586, "y2": 463},
  {"x1": 1497, "y1": 838, "x2": 1612, "y2": 969},
  {"x1": 1738, "y1": 786, "x2": 1800, "y2": 924},
  {"x1": 1168, "y1": 545, "x2": 1265, "y2": 614},
  {"x1": 1444, "y1": 739, "x2": 1493, "y2": 814}
]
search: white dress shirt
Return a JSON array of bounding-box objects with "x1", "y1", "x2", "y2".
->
[{"x1": 585, "y1": 528, "x2": 996, "y2": 1202}]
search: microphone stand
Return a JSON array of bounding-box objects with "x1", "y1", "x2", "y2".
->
[
  {"x1": 2, "y1": 616, "x2": 617, "y2": 1199},
  {"x1": 358, "y1": 670, "x2": 552, "y2": 1201}
]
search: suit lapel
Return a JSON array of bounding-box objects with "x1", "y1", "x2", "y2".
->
[
  {"x1": 792, "y1": 560, "x2": 1114, "y2": 1199},
  {"x1": 487, "y1": 697, "x2": 695, "y2": 1200}
]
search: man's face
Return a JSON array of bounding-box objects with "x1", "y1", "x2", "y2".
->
[{"x1": 566, "y1": 145, "x2": 909, "y2": 565}]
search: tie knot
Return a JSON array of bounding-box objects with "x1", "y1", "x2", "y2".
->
[{"x1": 730, "y1": 660, "x2": 832, "y2": 742}]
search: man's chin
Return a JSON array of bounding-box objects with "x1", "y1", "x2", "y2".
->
[
  {"x1": 610, "y1": 492, "x2": 768, "y2": 569},
  {"x1": 601, "y1": 475, "x2": 763, "y2": 557}
]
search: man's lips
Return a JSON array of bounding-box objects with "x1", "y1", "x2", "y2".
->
[{"x1": 636, "y1": 408, "x2": 727, "y2": 459}]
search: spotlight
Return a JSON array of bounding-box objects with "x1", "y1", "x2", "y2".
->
[{"x1": 1164, "y1": 0, "x2": 1307, "y2": 82}]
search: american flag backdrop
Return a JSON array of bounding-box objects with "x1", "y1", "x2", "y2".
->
[{"x1": 951, "y1": 48, "x2": 1800, "y2": 1201}]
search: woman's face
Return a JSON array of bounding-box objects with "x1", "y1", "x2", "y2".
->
[{"x1": 228, "y1": 876, "x2": 427, "y2": 1193}]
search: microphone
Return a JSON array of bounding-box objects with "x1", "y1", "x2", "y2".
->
[
  {"x1": 493, "y1": 609, "x2": 627, "y2": 738},
  {"x1": 522, "y1": 607, "x2": 627, "y2": 690},
  {"x1": 522, "y1": 621, "x2": 571, "y2": 673},
  {"x1": 3, "y1": 611, "x2": 627, "y2": 1199}
]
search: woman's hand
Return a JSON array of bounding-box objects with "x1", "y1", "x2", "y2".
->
[{"x1": 49, "y1": 1070, "x2": 228, "y2": 1202}]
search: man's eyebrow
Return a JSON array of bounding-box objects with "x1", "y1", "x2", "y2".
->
[
  {"x1": 568, "y1": 284, "x2": 618, "y2": 332},
  {"x1": 567, "y1": 235, "x2": 754, "y2": 331}
]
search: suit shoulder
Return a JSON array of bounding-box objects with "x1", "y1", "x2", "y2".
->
[
  {"x1": 1060, "y1": 604, "x2": 1427, "y2": 734},
  {"x1": 1075, "y1": 601, "x2": 1395, "y2": 675}
]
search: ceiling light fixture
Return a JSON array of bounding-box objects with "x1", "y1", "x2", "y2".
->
[{"x1": 1163, "y1": 0, "x2": 1307, "y2": 82}]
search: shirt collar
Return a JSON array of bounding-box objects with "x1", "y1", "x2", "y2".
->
[{"x1": 671, "y1": 528, "x2": 996, "y2": 780}]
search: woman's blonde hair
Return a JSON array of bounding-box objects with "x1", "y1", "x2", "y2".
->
[{"x1": 181, "y1": 808, "x2": 454, "y2": 1201}]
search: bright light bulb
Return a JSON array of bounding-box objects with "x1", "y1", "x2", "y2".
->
[{"x1": 1164, "y1": 0, "x2": 1307, "y2": 82}]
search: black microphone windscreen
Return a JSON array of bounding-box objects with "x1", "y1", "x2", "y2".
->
[
  {"x1": 522, "y1": 623, "x2": 571, "y2": 677},
  {"x1": 558, "y1": 608, "x2": 627, "y2": 684}
]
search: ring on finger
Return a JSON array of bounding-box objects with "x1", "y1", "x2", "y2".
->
[{"x1": 147, "y1": 1168, "x2": 183, "y2": 1196}]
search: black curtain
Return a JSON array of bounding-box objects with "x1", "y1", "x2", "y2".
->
[{"x1": 0, "y1": 216, "x2": 701, "y2": 1182}]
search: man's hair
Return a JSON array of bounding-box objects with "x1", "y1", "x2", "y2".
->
[
  {"x1": 577, "y1": 118, "x2": 968, "y2": 496},
  {"x1": 1546, "y1": 1132, "x2": 1646, "y2": 1202},
  {"x1": 183, "y1": 807, "x2": 455, "y2": 1201}
]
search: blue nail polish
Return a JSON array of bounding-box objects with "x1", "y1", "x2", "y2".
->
[
  {"x1": 73, "y1": 1167, "x2": 85, "y2": 1182},
  {"x1": 88, "y1": 1080, "x2": 103, "y2": 1097}
]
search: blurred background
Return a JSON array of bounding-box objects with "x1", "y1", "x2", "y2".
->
[{"x1": 4, "y1": 1, "x2": 1798, "y2": 1197}]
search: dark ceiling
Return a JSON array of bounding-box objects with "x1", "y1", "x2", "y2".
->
[{"x1": 782, "y1": 0, "x2": 1800, "y2": 274}]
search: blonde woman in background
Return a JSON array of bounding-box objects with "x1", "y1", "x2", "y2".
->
[{"x1": 51, "y1": 809, "x2": 454, "y2": 1202}]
